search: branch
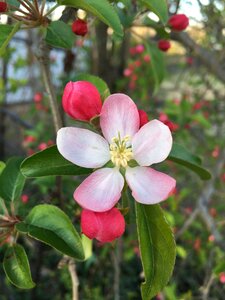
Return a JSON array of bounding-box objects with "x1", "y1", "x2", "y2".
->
[
  {"x1": 170, "y1": 31, "x2": 225, "y2": 84},
  {"x1": 36, "y1": 40, "x2": 63, "y2": 133}
]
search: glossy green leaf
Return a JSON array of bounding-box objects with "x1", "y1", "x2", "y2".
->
[
  {"x1": 57, "y1": 0, "x2": 123, "y2": 37},
  {"x1": 21, "y1": 145, "x2": 92, "y2": 177},
  {"x1": 0, "y1": 157, "x2": 25, "y2": 203},
  {"x1": 0, "y1": 23, "x2": 21, "y2": 55},
  {"x1": 135, "y1": 203, "x2": 176, "y2": 300},
  {"x1": 16, "y1": 204, "x2": 84, "y2": 260},
  {"x1": 45, "y1": 21, "x2": 76, "y2": 49},
  {"x1": 72, "y1": 73, "x2": 110, "y2": 99},
  {"x1": 3, "y1": 244, "x2": 35, "y2": 289},
  {"x1": 140, "y1": 0, "x2": 168, "y2": 24},
  {"x1": 146, "y1": 42, "x2": 166, "y2": 92},
  {"x1": 168, "y1": 143, "x2": 211, "y2": 180}
]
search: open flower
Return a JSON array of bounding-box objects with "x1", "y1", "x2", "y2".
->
[{"x1": 57, "y1": 94, "x2": 176, "y2": 212}]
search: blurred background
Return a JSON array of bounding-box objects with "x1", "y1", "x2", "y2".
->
[{"x1": 0, "y1": 0, "x2": 225, "y2": 299}]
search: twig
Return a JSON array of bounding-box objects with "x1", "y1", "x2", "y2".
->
[
  {"x1": 36, "y1": 40, "x2": 63, "y2": 133},
  {"x1": 68, "y1": 258, "x2": 79, "y2": 300},
  {"x1": 176, "y1": 208, "x2": 199, "y2": 239}
]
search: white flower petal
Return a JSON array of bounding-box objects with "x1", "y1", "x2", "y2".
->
[
  {"x1": 74, "y1": 168, "x2": 124, "y2": 212},
  {"x1": 100, "y1": 93, "x2": 140, "y2": 143},
  {"x1": 132, "y1": 119, "x2": 172, "y2": 166},
  {"x1": 57, "y1": 127, "x2": 110, "y2": 168},
  {"x1": 125, "y1": 166, "x2": 176, "y2": 204}
]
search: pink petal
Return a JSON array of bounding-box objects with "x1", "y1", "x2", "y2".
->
[
  {"x1": 74, "y1": 168, "x2": 124, "y2": 212},
  {"x1": 57, "y1": 127, "x2": 110, "y2": 168},
  {"x1": 100, "y1": 93, "x2": 140, "y2": 143},
  {"x1": 132, "y1": 119, "x2": 172, "y2": 166},
  {"x1": 125, "y1": 167, "x2": 176, "y2": 204}
]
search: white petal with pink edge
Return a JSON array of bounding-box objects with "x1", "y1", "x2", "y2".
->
[
  {"x1": 57, "y1": 127, "x2": 110, "y2": 168},
  {"x1": 125, "y1": 166, "x2": 176, "y2": 204},
  {"x1": 132, "y1": 119, "x2": 172, "y2": 166},
  {"x1": 100, "y1": 93, "x2": 140, "y2": 143},
  {"x1": 74, "y1": 168, "x2": 124, "y2": 212}
]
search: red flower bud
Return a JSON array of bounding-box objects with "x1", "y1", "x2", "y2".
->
[
  {"x1": 168, "y1": 14, "x2": 189, "y2": 31},
  {"x1": 21, "y1": 194, "x2": 29, "y2": 204},
  {"x1": 138, "y1": 109, "x2": 149, "y2": 127},
  {"x1": 0, "y1": 1, "x2": 7, "y2": 12},
  {"x1": 158, "y1": 40, "x2": 171, "y2": 52},
  {"x1": 81, "y1": 208, "x2": 125, "y2": 243},
  {"x1": 72, "y1": 19, "x2": 88, "y2": 36},
  {"x1": 62, "y1": 81, "x2": 102, "y2": 121}
]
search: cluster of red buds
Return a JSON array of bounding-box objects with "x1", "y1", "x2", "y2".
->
[{"x1": 157, "y1": 14, "x2": 189, "y2": 53}]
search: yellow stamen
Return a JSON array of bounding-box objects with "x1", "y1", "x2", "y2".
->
[{"x1": 110, "y1": 133, "x2": 133, "y2": 168}]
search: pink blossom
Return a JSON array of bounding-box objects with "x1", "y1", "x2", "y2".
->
[
  {"x1": 123, "y1": 68, "x2": 132, "y2": 77},
  {"x1": 143, "y1": 55, "x2": 151, "y2": 62},
  {"x1": 21, "y1": 194, "x2": 29, "y2": 204},
  {"x1": 38, "y1": 142, "x2": 48, "y2": 151},
  {"x1": 135, "y1": 44, "x2": 145, "y2": 54},
  {"x1": 220, "y1": 273, "x2": 225, "y2": 284},
  {"x1": 81, "y1": 208, "x2": 125, "y2": 243},
  {"x1": 57, "y1": 94, "x2": 176, "y2": 212},
  {"x1": 33, "y1": 92, "x2": 43, "y2": 103}
]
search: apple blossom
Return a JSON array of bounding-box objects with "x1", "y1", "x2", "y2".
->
[
  {"x1": 81, "y1": 208, "x2": 125, "y2": 243},
  {"x1": 57, "y1": 93, "x2": 176, "y2": 212}
]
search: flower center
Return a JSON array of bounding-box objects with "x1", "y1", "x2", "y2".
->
[{"x1": 110, "y1": 133, "x2": 133, "y2": 168}]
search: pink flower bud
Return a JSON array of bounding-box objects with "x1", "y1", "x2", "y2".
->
[
  {"x1": 135, "y1": 44, "x2": 145, "y2": 54},
  {"x1": 158, "y1": 39, "x2": 171, "y2": 52},
  {"x1": 168, "y1": 14, "x2": 189, "y2": 31},
  {"x1": 0, "y1": 1, "x2": 7, "y2": 12},
  {"x1": 38, "y1": 142, "x2": 48, "y2": 151},
  {"x1": 220, "y1": 273, "x2": 225, "y2": 284},
  {"x1": 143, "y1": 54, "x2": 151, "y2": 62},
  {"x1": 34, "y1": 92, "x2": 43, "y2": 103},
  {"x1": 138, "y1": 109, "x2": 149, "y2": 127},
  {"x1": 129, "y1": 47, "x2": 137, "y2": 56},
  {"x1": 62, "y1": 81, "x2": 102, "y2": 121},
  {"x1": 21, "y1": 194, "x2": 29, "y2": 204},
  {"x1": 72, "y1": 19, "x2": 88, "y2": 36},
  {"x1": 123, "y1": 68, "x2": 132, "y2": 77},
  {"x1": 81, "y1": 208, "x2": 125, "y2": 243}
]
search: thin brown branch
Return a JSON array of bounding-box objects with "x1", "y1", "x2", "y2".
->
[{"x1": 170, "y1": 31, "x2": 225, "y2": 84}]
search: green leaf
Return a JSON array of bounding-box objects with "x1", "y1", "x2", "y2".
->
[
  {"x1": 21, "y1": 145, "x2": 92, "y2": 177},
  {"x1": 135, "y1": 203, "x2": 176, "y2": 300},
  {"x1": 145, "y1": 42, "x2": 166, "y2": 92},
  {"x1": 16, "y1": 204, "x2": 84, "y2": 260},
  {"x1": 72, "y1": 73, "x2": 110, "y2": 99},
  {"x1": 3, "y1": 244, "x2": 35, "y2": 289},
  {"x1": 0, "y1": 23, "x2": 21, "y2": 55},
  {"x1": 168, "y1": 143, "x2": 211, "y2": 180},
  {"x1": 0, "y1": 157, "x2": 25, "y2": 203},
  {"x1": 45, "y1": 21, "x2": 76, "y2": 49},
  {"x1": 0, "y1": 161, "x2": 5, "y2": 175},
  {"x1": 140, "y1": 0, "x2": 168, "y2": 24},
  {"x1": 57, "y1": 0, "x2": 123, "y2": 37}
]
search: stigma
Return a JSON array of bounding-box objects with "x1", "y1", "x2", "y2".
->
[{"x1": 109, "y1": 133, "x2": 133, "y2": 168}]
